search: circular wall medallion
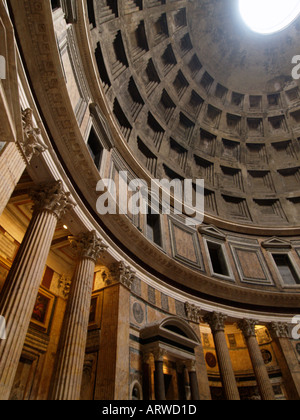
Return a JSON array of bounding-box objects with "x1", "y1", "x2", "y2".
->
[
  {"x1": 205, "y1": 352, "x2": 217, "y2": 368},
  {"x1": 133, "y1": 302, "x2": 144, "y2": 324}
]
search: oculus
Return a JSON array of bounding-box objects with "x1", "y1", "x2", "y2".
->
[{"x1": 239, "y1": 0, "x2": 300, "y2": 34}]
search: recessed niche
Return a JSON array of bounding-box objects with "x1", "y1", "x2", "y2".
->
[
  {"x1": 130, "y1": 21, "x2": 149, "y2": 60},
  {"x1": 231, "y1": 92, "x2": 244, "y2": 108},
  {"x1": 215, "y1": 84, "x2": 228, "y2": 102},
  {"x1": 267, "y1": 93, "x2": 281, "y2": 107},
  {"x1": 290, "y1": 109, "x2": 300, "y2": 124},
  {"x1": 124, "y1": 0, "x2": 143, "y2": 13},
  {"x1": 246, "y1": 143, "x2": 268, "y2": 164},
  {"x1": 222, "y1": 195, "x2": 251, "y2": 221},
  {"x1": 137, "y1": 137, "x2": 157, "y2": 175},
  {"x1": 148, "y1": 0, "x2": 166, "y2": 7},
  {"x1": 268, "y1": 115, "x2": 287, "y2": 132},
  {"x1": 205, "y1": 105, "x2": 222, "y2": 128},
  {"x1": 254, "y1": 199, "x2": 287, "y2": 222},
  {"x1": 247, "y1": 118, "x2": 263, "y2": 136},
  {"x1": 143, "y1": 59, "x2": 160, "y2": 95},
  {"x1": 173, "y1": 8, "x2": 187, "y2": 29},
  {"x1": 163, "y1": 164, "x2": 184, "y2": 182},
  {"x1": 194, "y1": 155, "x2": 214, "y2": 185},
  {"x1": 248, "y1": 170, "x2": 275, "y2": 192},
  {"x1": 200, "y1": 72, "x2": 214, "y2": 93},
  {"x1": 147, "y1": 112, "x2": 165, "y2": 150},
  {"x1": 186, "y1": 90, "x2": 204, "y2": 117},
  {"x1": 285, "y1": 87, "x2": 299, "y2": 102},
  {"x1": 249, "y1": 95, "x2": 262, "y2": 109},
  {"x1": 175, "y1": 112, "x2": 195, "y2": 144},
  {"x1": 187, "y1": 54, "x2": 202, "y2": 78},
  {"x1": 179, "y1": 33, "x2": 193, "y2": 56},
  {"x1": 153, "y1": 13, "x2": 169, "y2": 44},
  {"x1": 271, "y1": 140, "x2": 296, "y2": 161},
  {"x1": 113, "y1": 98, "x2": 132, "y2": 141},
  {"x1": 204, "y1": 189, "x2": 218, "y2": 214},
  {"x1": 127, "y1": 77, "x2": 144, "y2": 120},
  {"x1": 99, "y1": 0, "x2": 118, "y2": 24},
  {"x1": 173, "y1": 70, "x2": 189, "y2": 99},
  {"x1": 111, "y1": 31, "x2": 129, "y2": 78},
  {"x1": 220, "y1": 166, "x2": 243, "y2": 191},
  {"x1": 169, "y1": 138, "x2": 188, "y2": 170},
  {"x1": 227, "y1": 114, "x2": 241, "y2": 135},
  {"x1": 161, "y1": 44, "x2": 177, "y2": 75},
  {"x1": 95, "y1": 42, "x2": 111, "y2": 90},
  {"x1": 222, "y1": 139, "x2": 240, "y2": 162},
  {"x1": 198, "y1": 129, "x2": 216, "y2": 156},
  {"x1": 158, "y1": 89, "x2": 176, "y2": 123},
  {"x1": 278, "y1": 167, "x2": 300, "y2": 191}
]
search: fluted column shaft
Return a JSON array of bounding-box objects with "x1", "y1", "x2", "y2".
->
[
  {"x1": 238, "y1": 319, "x2": 275, "y2": 401},
  {"x1": 204, "y1": 312, "x2": 240, "y2": 401},
  {"x1": 50, "y1": 231, "x2": 107, "y2": 400},
  {"x1": 0, "y1": 181, "x2": 74, "y2": 400},
  {"x1": 186, "y1": 361, "x2": 200, "y2": 401},
  {"x1": 0, "y1": 108, "x2": 47, "y2": 217},
  {"x1": 0, "y1": 143, "x2": 26, "y2": 216}
]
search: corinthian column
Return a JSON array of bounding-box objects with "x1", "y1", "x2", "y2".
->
[
  {"x1": 268, "y1": 322, "x2": 300, "y2": 400},
  {"x1": 204, "y1": 312, "x2": 240, "y2": 400},
  {"x1": 0, "y1": 181, "x2": 75, "y2": 400},
  {"x1": 238, "y1": 319, "x2": 275, "y2": 401},
  {"x1": 50, "y1": 231, "x2": 107, "y2": 400},
  {"x1": 153, "y1": 349, "x2": 167, "y2": 401}
]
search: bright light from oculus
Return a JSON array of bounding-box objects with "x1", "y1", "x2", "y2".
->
[{"x1": 239, "y1": 0, "x2": 300, "y2": 34}]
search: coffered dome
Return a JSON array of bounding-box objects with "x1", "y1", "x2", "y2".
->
[{"x1": 89, "y1": 0, "x2": 300, "y2": 228}]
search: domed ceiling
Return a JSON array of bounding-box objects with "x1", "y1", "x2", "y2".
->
[{"x1": 89, "y1": 0, "x2": 300, "y2": 227}]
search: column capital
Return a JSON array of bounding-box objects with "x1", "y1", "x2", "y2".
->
[
  {"x1": 69, "y1": 230, "x2": 108, "y2": 263},
  {"x1": 204, "y1": 312, "x2": 227, "y2": 332},
  {"x1": 268, "y1": 322, "x2": 290, "y2": 339},
  {"x1": 186, "y1": 360, "x2": 197, "y2": 373},
  {"x1": 143, "y1": 352, "x2": 153, "y2": 364},
  {"x1": 237, "y1": 319, "x2": 258, "y2": 338},
  {"x1": 153, "y1": 348, "x2": 167, "y2": 362},
  {"x1": 110, "y1": 261, "x2": 136, "y2": 290},
  {"x1": 20, "y1": 108, "x2": 48, "y2": 161},
  {"x1": 31, "y1": 181, "x2": 76, "y2": 220},
  {"x1": 185, "y1": 302, "x2": 202, "y2": 323}
]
